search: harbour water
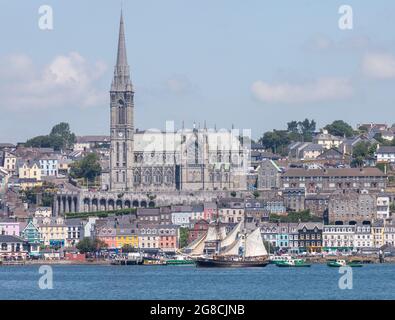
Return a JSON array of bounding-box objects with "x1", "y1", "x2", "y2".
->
[{"x1": 0, "y1": 264, "x2": 394, "y2": 300}]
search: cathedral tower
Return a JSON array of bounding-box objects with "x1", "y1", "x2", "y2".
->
[{"x1": 110, "y1": 12, "x2": 134, "y2": 191}]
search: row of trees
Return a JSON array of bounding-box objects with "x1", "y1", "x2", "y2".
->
[
  {"x1": 258, "y1": 119, "x2": 369, "y2": 156},
  {"x1": 25, "y1": 122, "x2": 76, "y2": 151}
]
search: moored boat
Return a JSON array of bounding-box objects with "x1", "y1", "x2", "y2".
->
[
  {"x1": 194, "y1": 225, "x2": 269, "y2": 268},
  {"x1": 327, "y1": 259, "x2": 363, "y2": 267},
  {"x1": 166, "y1": 255, "x2": 195, "y2": 265},
  {"x1": 276, "y1": 258, "x2": 311, "y2": 268},
  {"x1": 269, "y1": 254, "x2": 293, "y2": 265}
]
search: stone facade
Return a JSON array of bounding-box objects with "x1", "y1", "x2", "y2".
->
[{"x1": 328, "y1": 189, "x2": 376, "y2": 224}]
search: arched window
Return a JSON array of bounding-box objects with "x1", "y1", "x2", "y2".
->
[{"x1": 118, "y1": 99, "x2": 126, "y2": 124}]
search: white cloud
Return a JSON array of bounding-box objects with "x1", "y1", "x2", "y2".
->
[
  {"x1": 251, "y1": 77, "x2": 353, "y2": 104},
  {"x1": 362, "y1": 52, "x2": 395, "y2": 79},
  {"x1": 0, "y1": 52, "x2": 108, "y2": 111}
]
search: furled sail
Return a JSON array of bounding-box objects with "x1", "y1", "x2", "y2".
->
[
  {"x1": 221, "y1": 237, "x2": 242, "y2": 256},
  {"x1": 244, "y1": 228, "x2": 268, "y2": 257},
  {"x1": 220, "y1": 221, "x2": 242, "y2": 249}
]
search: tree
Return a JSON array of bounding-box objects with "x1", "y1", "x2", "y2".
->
[
  {"x1": 50, "y1": 122, "x2": 76, "y2": 149},
  {"x1": 76, "y1": 238, "x2": 108, "y2": 253},
  {"x1": 259, "y1": 130, "x2": 290, "y2": 156},
  {"x1": 324, "y1": 120, "x2": 354, "y2": 138},
  {"x1": 230, "y1": 191, "x2": 237, "y2": 198},
  {"x1": 70, "y1": 153, "x2": 102, "y2": 182},
  {"x1": 253, "y1": 191, "x2": 260, "y2": 199},
  {"x1": 351, "y1": 141, "x2": 376, "y2": 167},
  {"x1": 25, "y1": 122, "x2": 76, "y2": 151},
  {"x1": 179, "y1": 228, "x2": 189, "y2": 248}
]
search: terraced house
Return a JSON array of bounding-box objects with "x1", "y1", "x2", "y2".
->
[
  {"x1": 281, "y1": 167, "x2": 387, "y2": 194},
  {"x1": 323, "y1": 225, "x2": 355, "y2": 252}
]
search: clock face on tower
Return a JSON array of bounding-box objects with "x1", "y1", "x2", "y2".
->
[{"x1": 118, "y1": 131, "x2": 123, "y2": 138}]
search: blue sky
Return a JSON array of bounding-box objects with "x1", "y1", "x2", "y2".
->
[{"x1": 1, "y1": 0, "x2": 395, "y2": 143}]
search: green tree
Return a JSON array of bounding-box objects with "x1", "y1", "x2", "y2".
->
[
  {"x1": 70, "y1": 153, "x2": 102, "y2": 182},
  {"x1": 25, "y1": 122, "x2": 76, "y2": 151},
  {"x1": 76, "y1": 238, "x2": 108, "y2": 253},
  {"x1": 50, "y1": 122, "x2": 76, "y2": 149},
  {"x1": 259, "y1": 130, "x2": 290, "y2": 156},
  {"x1": 324, "y1": 120, "x2": 355, "y2": 138},
  {"x1": 351, "y1": 141, "x2": 376, "y2": 167},
  {"x1": 179, "y1": 228, "x2": 189, "y2": 248}
]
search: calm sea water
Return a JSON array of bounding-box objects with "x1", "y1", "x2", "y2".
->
[{"x1": 0, "y1": 264, "x2": 394, "y2": 300}]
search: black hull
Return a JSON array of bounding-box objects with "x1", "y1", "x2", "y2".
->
[{"x1": 195, "y1": 258, "x2": 269, "y2": 268}]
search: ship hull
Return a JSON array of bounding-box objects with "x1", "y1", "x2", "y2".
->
[{"x1": 195, "y1": 258, "x2": 269, "y2": 268}]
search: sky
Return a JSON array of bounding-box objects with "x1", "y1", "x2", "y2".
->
[{"x1": 1, "y1": 0, "x2": 395, "y2": 143}]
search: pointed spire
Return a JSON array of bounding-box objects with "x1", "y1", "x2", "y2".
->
[
  {"x1": 112, "y1": 10, "x2": 132, "y2": 92},
  {"x1": 117, "y1": 10, "x2": 128, "y2": 67}
]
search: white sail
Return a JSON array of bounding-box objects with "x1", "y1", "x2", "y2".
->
[
  {"x1": 221, "y1": 237, "x2": 242, "y2": 256},
  {"x1": 220, "y1": 221, "x2": 242, "y2": 249},
  {"x1": 244, "y1": 228, "x2": 267, "y2": 257},
  {"x1": 206, "y1": 224, "x2": 227, "y2": 242},
  {"x1": 186, "y1": 233, "x2": 207, "y2": 256}
]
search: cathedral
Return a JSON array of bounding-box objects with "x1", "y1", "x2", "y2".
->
[
  {"x1": 105, "y1": 12, "x2": 250, "y2": 193},
  {"x1": 53, "y1": 12, "x2": 250, "y2": 215}
]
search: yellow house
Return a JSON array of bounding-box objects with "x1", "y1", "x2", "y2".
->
[
  {"x1": 18, "y1": 160, "x2": 42, "y2": 181},
  {"x1": 33, "y1": 216, "x2": 68, "y2": 248},
  {"x1": 116, "y1": 226, "x2": 139, "y2": 249}
]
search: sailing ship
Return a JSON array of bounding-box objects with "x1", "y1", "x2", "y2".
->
[{"x1": 186, "y1": 220, "x2": 269, "y2": 268}]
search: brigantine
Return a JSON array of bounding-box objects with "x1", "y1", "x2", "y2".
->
[{"x1": 185, "y1": 220, "x2": 269, "y2": 268}]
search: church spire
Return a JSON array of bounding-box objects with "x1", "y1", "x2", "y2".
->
[
  {"x1": 117, "y1": 10, "x2": 128, "y2": 67},
  {"x1": 112, "y1": 10, "x2": 132, "y2": 92}
]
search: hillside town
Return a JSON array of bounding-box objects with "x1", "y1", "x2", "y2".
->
[
  {"x1": 1, "y1": 13, "x2": 395, "y2": 265},
  {"x1": 1, "y1": 121, "x2": 395, "y2": 263}
]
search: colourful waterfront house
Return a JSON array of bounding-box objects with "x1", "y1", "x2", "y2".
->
[
  {"x1": 116, "y1": 225, "x2": 138, "y2": 249},
  {"x1": 138, "y1": 225, "x2": 160, "y2": 251},
  {"x1": 33, "y1": 216, "x2": 67, "y2": 248},
  {"x1": 21, "y1": 219, "x2": 42, "y2": 256},
  {"x1": 0, "y1": 235, "x2": 28, "y2": 260},
  {"x1": 353, "y1": 223, "x2": 373, "y2": 250},
  {"x1": 372, "y1": 220, "x2": 385, "y2": 248},
  {"x1": 188, "y1": 219, "x2": 209, "y2": 244},
  {"x1": 298, "y1": 223, "x2": 323, "y2": 253},
  {"x1": 260, "y1": 223, "x2": 278, "y2": 249},
  {"x1": 0, "y1": 220, "x2": 20, "y2": 236},
  {"x1": 323, "y1": 225, "x2": 355, "y2": 252},
  {"x1": 95, "y1": 222, "x2": 117, "y2": 249},
  {"x1": 158, "y1": 225, "x2": 179, "y2": 253},
  {"x1": 384, "y1": 220, "x2": 395, "y2": 247}
]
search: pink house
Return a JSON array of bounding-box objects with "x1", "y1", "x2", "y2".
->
[{"x1": 0, "y1": 221, "x2": 20, "y2": 236}]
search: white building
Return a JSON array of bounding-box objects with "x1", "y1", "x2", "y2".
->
[
  {"x1": 171, "y1": 211, "x2": 193, "y2": 227},
  {"x1": 376, "y1": 194, "x2": 391, "y2": 220},
  {"x1": 376, "y1": 146, "x2": 395, "y2": 163},
  {"x1": 323, "y1": 225, "x2": 355, "y2": 251},
  {"x1": 39, "y1": 157, "x2": 58, "y2": 177},
  {"x1": 353, "y1": 224, "x2": 373, "y2": 249}
]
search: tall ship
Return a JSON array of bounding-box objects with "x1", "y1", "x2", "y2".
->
[{"x1": 185, "y1": 220, "x2": 269, "y2": 268}]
